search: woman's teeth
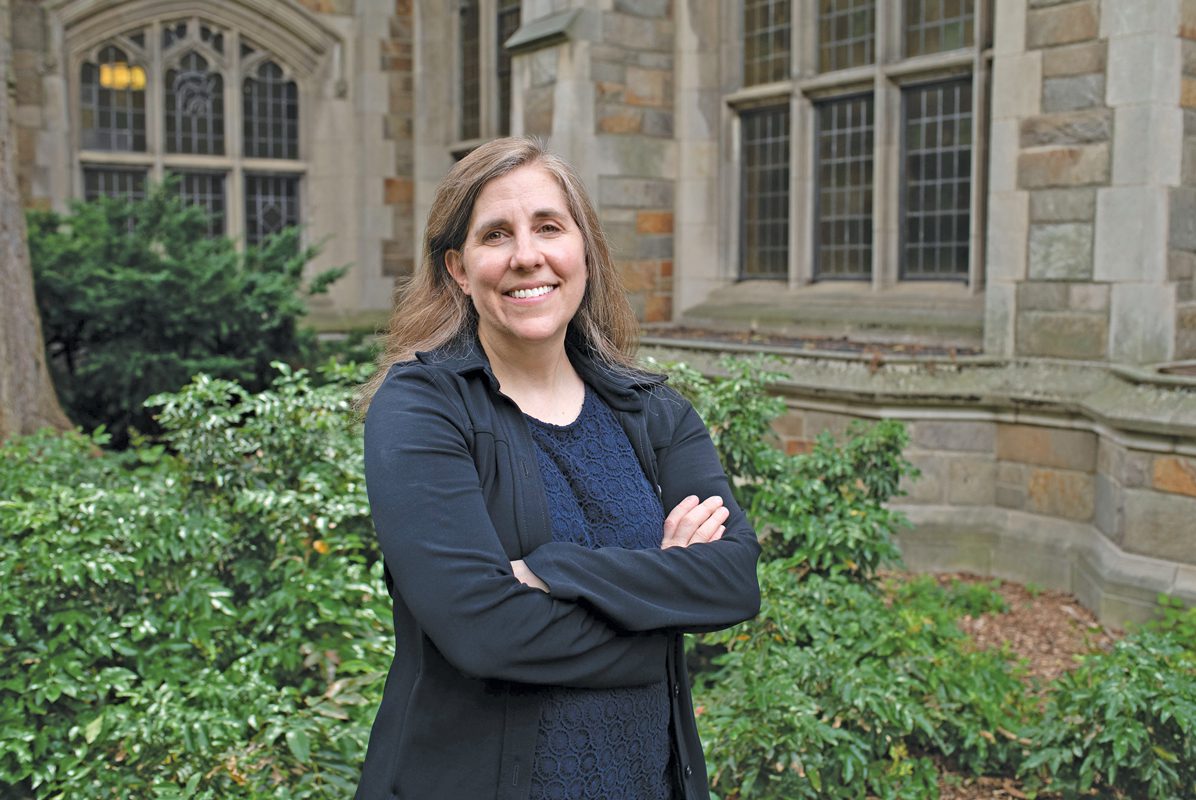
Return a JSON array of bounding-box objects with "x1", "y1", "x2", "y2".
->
[{"x1": 508, "y1": 285, "x2": 555, "y2": 299}]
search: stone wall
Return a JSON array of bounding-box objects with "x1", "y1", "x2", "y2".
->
[
  {"x1": 10, "y1": 0, "x2": 49, "y2": 209},
  {"x1": 380, "y1": 0, "x2": 415, "y2": 280},
  {"x1": 1175, "y1": 0, "x2": 1196, "y2": 358},
  {"x1": 1016, "y1": 0, "x2": 1111, "y2": 360},
  {"x1": 590, "y1": 2, "x2": 676, "y2": 323},
  {"x1": 643, "y1": 337, "x2": 1196, "y2": 626},
  {"x1": 988, "y1": 0, "x2": 1189, "y2": 365}
]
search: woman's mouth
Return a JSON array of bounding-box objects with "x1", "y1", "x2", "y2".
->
[{"x1": 506, "y1": 285, "x2": 556, "y2": 299}]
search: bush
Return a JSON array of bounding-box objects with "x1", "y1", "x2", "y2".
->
[
  {"x1": 28, "y1": 184, "x2": 344, "y2": 446},
  {"x1": 665, "y1": 357, "x2": 915, "y2": 579},
  {"x1": 0, "y1": 363, "x2": 390, "y2": 799},
  {"x1": 1019, "y1": 630, "x2": 1196, "y2": 799}
]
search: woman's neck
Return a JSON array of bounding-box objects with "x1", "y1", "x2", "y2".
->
[{"x1": 480, "y1": 333, "x2": 585, "y2": 424}]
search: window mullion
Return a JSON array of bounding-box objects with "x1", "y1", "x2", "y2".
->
[
  {"x1": 227, "y1": 28, "x2": 245, "y2": 246},
  {"x1": 149, "y1": 20, "x2": 163, "y2": 184}
]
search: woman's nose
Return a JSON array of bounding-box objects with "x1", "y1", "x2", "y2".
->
[{"x1": 509, "y1": 232, "x2": 542, "y2": 269}]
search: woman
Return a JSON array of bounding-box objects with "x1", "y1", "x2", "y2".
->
[{"x1": 356, "y1": 137, "x2": 760, "y2": 800}]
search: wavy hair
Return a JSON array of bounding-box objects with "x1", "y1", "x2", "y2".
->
[{"x1": 358, "y1": 137, "x2": 639, "y2": 407}]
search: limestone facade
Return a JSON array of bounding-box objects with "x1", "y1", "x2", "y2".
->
[{"x1": 7, "y1": 0, "x2": 1196, "y2": 621}]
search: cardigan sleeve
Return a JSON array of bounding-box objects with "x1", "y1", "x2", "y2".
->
[
  {"x1": 364, "y1": 366, "x2": 668, "y2": 689},
  {"x1": 522, "y1": 388, "x2": 761, "y2": 634}
]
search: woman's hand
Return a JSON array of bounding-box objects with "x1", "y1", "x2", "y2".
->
[
  {"x1": 511, "y1": 559, "x2": 549, "y2": 592},
  {"x1": 661, "y1": 495, "x2": 729, "y2": 549}
]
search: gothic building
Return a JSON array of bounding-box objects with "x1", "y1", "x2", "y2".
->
[{"x1": 8, "y1": 0, "x2": 1196, "y2": 622}]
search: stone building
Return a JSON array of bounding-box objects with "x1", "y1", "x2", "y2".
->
[{"x1": 6, "y1": 0, "x2": 1196, "y2": 623}]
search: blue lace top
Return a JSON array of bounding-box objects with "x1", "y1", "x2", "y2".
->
[{"x1": 524, "y1": 385, "x2": 674, "y2": 800}]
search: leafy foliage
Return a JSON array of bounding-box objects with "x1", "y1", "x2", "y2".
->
[
  {"x1": 1019, "y1": 631, "x2": 1196, "y2": 799},
  {"x1": 665, "y1": 357, "x2": 914, "y2": 579},
  {"x1": 27, "y1": 184, "x2": 344, "y2": 446},
  {"x1": 0, "y1": 364, "x2": 389, "y2": 798}
]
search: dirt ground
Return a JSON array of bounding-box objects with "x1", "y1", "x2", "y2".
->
[{"x1": 913, "y1": 572, "x2": 1120, "y2": 800}]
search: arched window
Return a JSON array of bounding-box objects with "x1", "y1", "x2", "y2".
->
[{"x1": 75, "y1": 17, "x2": 303, "y2": 244}]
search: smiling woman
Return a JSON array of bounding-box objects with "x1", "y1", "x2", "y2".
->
[{"x1": 354, "y1": 138, "x2": 761, "y2": 800}]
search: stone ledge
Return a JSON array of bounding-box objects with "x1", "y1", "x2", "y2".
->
[
  {"x1": 895, "y1": 504, "x2": 1194, "y2": 626},
  {"x1": 638, "y1": 340, "x2": 1196, "y2": 441}
]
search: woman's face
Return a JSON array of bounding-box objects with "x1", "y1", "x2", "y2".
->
[{"x1": 446, "y1": 164, "x2": 587, "y2": 357}]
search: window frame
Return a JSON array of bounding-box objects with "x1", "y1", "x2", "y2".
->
[
  {"x1": 69, "y1": 16, "x2": 309, "y2": 246},
  {"x1": 452, "y1": 0, "x2": 521, "y2": 156},
  {"x1": 726, "y1": 0, "x2": 990, "y2": 291}
]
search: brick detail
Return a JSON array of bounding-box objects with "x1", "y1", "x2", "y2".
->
[
  {"x1": 1153, "y1": 456, "x2": 1196, "y2": 498},
  {"x1": 1018, "y1": 144, "x2": 1110, "y2": 188},
  {"x1": 1026, "y1": 1, "x2": 1099, "y2": 49},
  {"x1": 996, "y1": 424, "x2": 1097, "y2": 471}
]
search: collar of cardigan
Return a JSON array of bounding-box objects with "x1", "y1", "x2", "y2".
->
[{"x1": 414, "y1": 327, "x2": 664, "y2": 413}]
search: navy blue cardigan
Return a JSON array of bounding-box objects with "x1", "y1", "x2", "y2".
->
[{"x1": 355, "y1": 337, "x2": 761, "y2": 800}]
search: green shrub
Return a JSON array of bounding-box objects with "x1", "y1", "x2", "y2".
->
[
  {"x1": 663, "y1": 357, "x2": 916, "y2": 580},
  {"x1": 0, "y1": 364, "x2": 389, "y2": 799},
  {"x1": 695, "y1": 564, "x2": 1033, "y2": 799},
  {"x1": 27, "y1": 184, "x2": 344, "y2": 446},
  {"x1": 1019, "y1": 630, "x2": 1196, "y2": 799}
]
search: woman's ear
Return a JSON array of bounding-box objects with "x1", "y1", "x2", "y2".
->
[{"x1": 445, "y1": 250, "x2": 470, "y2": 295}]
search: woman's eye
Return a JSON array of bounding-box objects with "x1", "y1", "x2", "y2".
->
[{"x1": 483, "y1": 230, "x2": 505, "y2": 242}]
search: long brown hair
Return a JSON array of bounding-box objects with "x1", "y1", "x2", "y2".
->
[{"x1": 358, "y1": 137, "x2": 640, "y2": 407}]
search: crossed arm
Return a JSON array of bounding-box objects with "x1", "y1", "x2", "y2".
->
[{"x1": 365, "y1": 369, "x2": 759, "y2": 687}]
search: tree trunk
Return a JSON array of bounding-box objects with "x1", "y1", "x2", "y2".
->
[{"x1": 0, "y1": 0, "x2": 71, "y2": 440}]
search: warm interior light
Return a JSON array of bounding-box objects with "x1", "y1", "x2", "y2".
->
[{"x1": 98, "y1": 61, "x2": 146, "y2": 91}]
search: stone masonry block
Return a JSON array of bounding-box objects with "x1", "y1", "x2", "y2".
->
[
  {"x1": 1069, "y1": 283, "x2": 1110, "y2": 311},
  {"x1": 1171, "y1": 188, "x2": 1196, "y2": 251},
  {"x1": 997, "y1": 424, "x2": 1098, "y2": 471},
  {"x1": 771, "y1": 410, "x2": 805, "y2": 439},
  {"x1": 1171, "y1": 250, "x2": 1196, "y2": 281},
  {"x1": 1018, "y1": 144, "x2": 1109, "y2": 188},
  {"x1": 618, "y1": 260, "x2": 659, "y2": 292},
  {"x1": 948, "y1": 458, "x2": 998, "y2": 505},
  {"x1": 1177, "y1": 303, "x2": 1196, "y2": 357},
  {"x1": 599, "y1": 177, "x2": 674, "y2": 209},
  {"x1": 912, "y1": 420, "x2": 997, "y2": 452},
  {"x1": 1153, "y1": 455, "x2": 1196, "y2": 498},
  {"x1": 597, "y1": 104, "x2": 644, "y2": 134},
  {"x1": 1028, "y1": 222, "x2": 1094, "y2": 279},
  {"x1": 644, "y1": 293, "x2": 672, "y2": 323},
  {"x1": 1097, "y1": 437, "x2": 1124, "y2": 475},
  {"x1": 1015, "y1": 310, "x2": 1108, "y2": 358},
  {"x1": 641, "y1": 108, "x2": 674, "y2": 137},
  {"x1": 1017, "y1": 280, "x2": 1070, "y2": 311},
  {"x1": 1020, "y1": 109, "x2": 1112, "y2": 147},
  {"x1": 1108, "y1": 31, "x2": 1183, "y2": 106},
  {"x1": 1094, "y1": 186, "x2": 1170, "y2": 283},
  {"x1": 902, "y1": 452, "x2": 946, "y2": 504},
  {"x1": 1042, "y1": 40, "x2": 1107, "y2": 77},
  {"x1": 1122, "y1": 489, "x2": 1196, "y2": 564},
  {"x1": 1094, "y1": 473, "x2": 1124, "y2": 540},
  {"x1": 1026, "y1": 468, "x2": 1095, "y2": 521},
  {"x1": 1042, "y1": 74, "x2": 1106, "y2": 112},
  {"x1": 1030, "y1": 188, "x2": 1096, "y2": 222},
  {"x1": 1026, "y1": 1, "x2": 1099, "y2": 49},
  {"x1": 636, "y1": 211, "x2": 673, "y2": 234},
  {"x1": 625, "y1": 66, "x2": 669, "y2": 107},
  {"x1": 636, "y1": 235, "x2": 673, "y2": 259},
  {"x1": 1109, "y1": 283, "x2": 1177, "y2": 363}
]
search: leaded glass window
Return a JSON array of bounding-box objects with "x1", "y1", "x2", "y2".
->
[
  {"x1": 815, "y1": 95, "x2": 874, "y2": 279},
  {"x1": 906, "y1": 0, "x2": 975, "y2": 57},
  {"x1": 819, "y1": 0, "x2": 875, "y2": 72},
  {"x1": 173, "y1": 171, "x2": 227, "y2": 236},
  {"x1": 245, "y1": 173, "x2": 300, "y2": 246},
  {"x1": 78, "y1": 23, "x2": 303, "y2": 245},
  {"x1": 902, "y1": 79, "x2": 972, "y2": 278},
  {"x1": 166, "y1": 51, "x2": 225, "y2": 155},
  {"x1": 459, "y1": 0, "x2": 481, "y2": 140},
  {"x1": 80, "y1": 44, "x2": 147, "y2": 152},
  {"x1": 741, "y1": 105, "x2": 791, "y2": 279},
  {"x1": 83, "y1": 166, "x2": 147, "y2": 200},
  {"x1": 743, "y1": 0, "x2": 791, "y2": 86},
  {"x1": 496, "y1": 0, "x2": 521, "y2": 136},
  {"x1": 243, "y1": 60, "x2": 298, "y2": 160}
]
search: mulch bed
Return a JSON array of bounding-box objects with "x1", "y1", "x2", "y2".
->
[{"x1": 910, "y1": 573, "x2": 1120, "y2": 799}]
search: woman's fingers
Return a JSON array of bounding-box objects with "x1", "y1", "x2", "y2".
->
[{"x1": 662, "y1": 495, "x2": 728, "y2": 549}]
